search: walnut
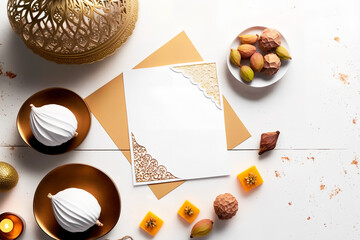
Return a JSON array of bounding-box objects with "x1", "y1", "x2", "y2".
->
[
  {"x1": 258, "y1": 28, "x2": 281, "y2": 52},
  {"x1": 213, "y1": 193, "x2": 238, "y2": 220},
  {"x1": 263, "y1": 53, "x2": 281, "y2": 76}
]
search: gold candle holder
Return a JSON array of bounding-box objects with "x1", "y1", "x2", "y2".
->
[{"x1": 0, "y1": 213, "x2": 25, "y2": 240}]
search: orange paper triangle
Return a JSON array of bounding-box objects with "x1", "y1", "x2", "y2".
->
[{"x1": 223, "y1": 96, "x2": 251, "y2": 149}]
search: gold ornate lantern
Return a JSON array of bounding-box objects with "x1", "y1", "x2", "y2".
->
[{"x1": 7, "y1": 0, "x2": 138, "y2": 64}]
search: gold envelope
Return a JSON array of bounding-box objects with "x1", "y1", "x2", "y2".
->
[{"x1": 85, "y1": 31, "x2": 251, "y2": 199}]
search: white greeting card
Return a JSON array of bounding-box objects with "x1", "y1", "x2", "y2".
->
[{"x1": 123, "y1": 62, "x2": 230, "y2": 185}]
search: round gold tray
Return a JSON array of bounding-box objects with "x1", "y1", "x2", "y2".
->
[
  {"x1": 33, "y1": 164, "x2": 121, "y2": 240},
  {"x1": 17, "y1": 88, "x2": 91, "y2": 155}
]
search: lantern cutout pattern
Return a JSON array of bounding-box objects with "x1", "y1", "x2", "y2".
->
[{"x1": 7, "y1": 0, "x2": 138, "y2": 64}]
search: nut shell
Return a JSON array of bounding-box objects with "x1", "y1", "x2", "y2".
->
[
  {"x1": 190, "y1": 219, "x2": 213, "y2": 238},
  {"x1": 213, "y1": 193, "x2": 238, "y2": 220},
  {"x1": 240, "y1": 65, "x2": 254, "y2": 82},
  {"x1": 258, "y1": 28, "x2": 281, "y2": 52},
  {"x1": 263, "y1": 53, "x2": 281, "y2": 76},
  {"x1": 259, "y1": 131, "x2": 280, "y2": 155},
  {"x1": 276, "y1": 46, "x2": 292, "y2": 60},
  {"x1": 230, "y1": 49, "x2": 241, "y2": 67},
  {"x1": 250, "y1": 52, "x2": 264, "y2": 72},
  {"x1": 237, "y1": 44, "x2": 256, "y2": 58},
  {"x1": 238, "y1": 34, "x2": 259, "y2": 44}
]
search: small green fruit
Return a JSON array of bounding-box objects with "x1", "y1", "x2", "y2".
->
[
  {"x1": 276, "y1": 46, "x2": 292, "y2": 60},
  {"x1": 190, "y1": 219, "x2": 213, "y2": 238},
  {"x1": 240, "y1": 65, "x2": 254, "y2": 82},
  {"x1": 230, "y1": 49, "x2": 241, "y2": 67}
]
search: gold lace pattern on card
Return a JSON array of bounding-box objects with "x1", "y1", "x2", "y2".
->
[
  {"x1": 171, "y1": 63, "x2": 221, "y2": 109},
  {"x1": 131, "y1": 133, "x2": 177, "y2": 183}
]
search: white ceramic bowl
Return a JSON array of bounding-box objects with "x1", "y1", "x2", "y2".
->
[{"x1": 227, "y1": 26, "x2": 291, "y2": 88}]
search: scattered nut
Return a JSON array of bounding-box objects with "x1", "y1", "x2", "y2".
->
[
  {"x1": 259, "y1": 131, "x2": 280, "y2": 155},
  {"x1": 237, "y1": 44, "x2": 256, "y2": 58},
  {"x1": 263, "y1": 53, "x2": 281, "y2": 76}
]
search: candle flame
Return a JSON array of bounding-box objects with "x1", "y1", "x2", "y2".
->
[{"x1": 0, "y1": 218, "x2": 14, "y2": 233}]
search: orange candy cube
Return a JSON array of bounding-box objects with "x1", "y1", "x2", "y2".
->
[
  {"x1": 139, "y1": 211, "x2": 164, "y2": 236},
  {"x1": 237, "y1": 165, "x2": 264, "y2": 192},
  {"x1": 177, "y1": 200, "x2": 200, "y2": 223}
]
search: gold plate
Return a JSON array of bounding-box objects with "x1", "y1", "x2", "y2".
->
[
  {"x1": 17, "y1": 88, "x2": 91, "y2": 155},
  {"x1": 33, "y1": 164, "x2": 121, "y2": 240}
]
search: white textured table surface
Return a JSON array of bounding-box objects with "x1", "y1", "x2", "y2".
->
[{"x1": 0, "y1": 0, "x2": 360, "y2": 239}]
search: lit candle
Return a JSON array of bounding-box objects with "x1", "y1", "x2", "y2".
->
[
  {"x1": 0, "y1": 219, "x2": 14, "y2": 233},
  {"x1": 0, "y1": 213, "x2": 24, "y2": 240}
]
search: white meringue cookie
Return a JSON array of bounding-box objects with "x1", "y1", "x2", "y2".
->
[
  {"x1": 29, "y1": 104, "x2": 78, "y2": 146},
  {"x1": 48, "y1": 188, "x2": 102, "y2": 233}
]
